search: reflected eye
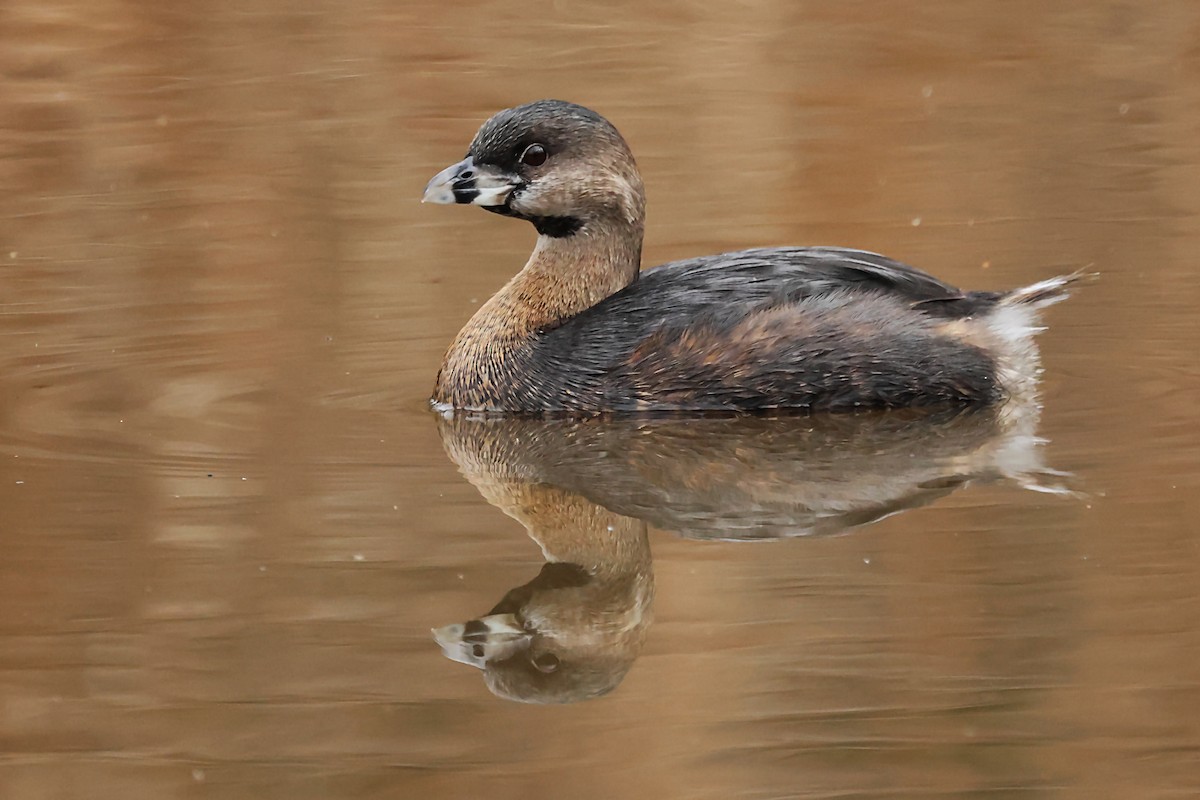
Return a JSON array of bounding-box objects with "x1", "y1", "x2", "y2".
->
[
  {"x1": 520, "y1": 144, "x2": 547, "y2": 167},
  {"x1": 532, "y1": 652, "x2": 560, "y2": 673}
]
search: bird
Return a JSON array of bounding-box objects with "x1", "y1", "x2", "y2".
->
[{"x1": 422, "y1": 99, "x2": 1084, "y2": 415}]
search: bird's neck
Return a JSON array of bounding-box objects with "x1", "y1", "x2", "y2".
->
[
  {"x1": 434, "y1": 222, "x2": 642, "y2": 408},
  {"x1": 490, "y1": 222, "x2": 643, "y2": 334}
]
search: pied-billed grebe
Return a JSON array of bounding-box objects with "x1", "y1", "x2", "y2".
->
[{"x1": 423, "y1": 99, "x2": 1084, "y2": 414}]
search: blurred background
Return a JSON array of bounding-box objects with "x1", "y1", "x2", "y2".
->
[{"x1": 1, "y1": 1, "x2": 1198, "y2": 798}]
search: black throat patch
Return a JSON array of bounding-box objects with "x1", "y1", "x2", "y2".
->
[
  {"x1": 483, "y1": 204, "x2": 582, "y2": 238},
  {"x1": 529, "y1": 215, "x2": 582, "y2": 238}
]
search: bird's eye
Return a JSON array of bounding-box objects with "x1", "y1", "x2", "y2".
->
[
  {"x1": 520, "y1": 144, "x2": 547, "y2": 167},
  {"x1": 531, "y1": 652, "x2": 560, "y2": 673}
]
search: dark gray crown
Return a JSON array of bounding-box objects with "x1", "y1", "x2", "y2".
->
[{"x1": 468, "y1": 100, "x2": 625, "y2": 169}]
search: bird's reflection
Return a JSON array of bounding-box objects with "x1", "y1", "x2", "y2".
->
[{"x1": 433, "y1": 400, "x2": 1067, "y2": 704}]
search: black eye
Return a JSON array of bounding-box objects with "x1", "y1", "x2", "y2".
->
[{"x1": 520, "y1": 143, "x2": 547, "y2": 167}]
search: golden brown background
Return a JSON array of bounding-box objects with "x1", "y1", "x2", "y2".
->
[{"x1": 1, "y1": 1, "x2": 1198, "y2": 798}]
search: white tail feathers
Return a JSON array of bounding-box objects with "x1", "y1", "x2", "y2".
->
[
  {"x1": 977, "y1": 267, "x2": 1092, "y2": 406},
  {"x1": 1001, "y1": 268, "x2": 1096, "y2": 309}
]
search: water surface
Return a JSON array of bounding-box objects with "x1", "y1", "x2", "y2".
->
[{"x1": 2, "y1": 2, "x2": 1199, "y2": 798}]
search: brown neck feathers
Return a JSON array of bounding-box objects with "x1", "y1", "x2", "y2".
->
[{"x1": 434, "y1": 220, "x2": 642, "y2": 409}]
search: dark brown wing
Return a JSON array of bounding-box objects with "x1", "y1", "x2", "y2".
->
[{"x1": 522, "y1": 247, "x2": 1001, "y2": 413}]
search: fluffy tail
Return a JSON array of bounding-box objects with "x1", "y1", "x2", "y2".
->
[{"x1": 1000, "y1": 268, "x2": 1095, "y2": 309}]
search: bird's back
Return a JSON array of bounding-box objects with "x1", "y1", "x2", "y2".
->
[{"x1": 517, "y1": 247, "x2": 1008, "y2": 413}]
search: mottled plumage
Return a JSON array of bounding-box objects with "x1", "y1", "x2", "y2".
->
[{"x1": 422, "y1": 100, "x2": 1082, "y2": 415}]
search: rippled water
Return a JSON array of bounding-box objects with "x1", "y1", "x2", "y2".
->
[{"x1": 2, "y1": 2, "x2": 1199, "y2": 798}]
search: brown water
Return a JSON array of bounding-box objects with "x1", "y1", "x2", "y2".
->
[{"x1": 2, "y1": 2, "x2": 1199, "y2": 798}]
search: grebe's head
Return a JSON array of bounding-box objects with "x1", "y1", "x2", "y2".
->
[{"x1": 423, "y1": 100, "x2": 645, "y2": 238}]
